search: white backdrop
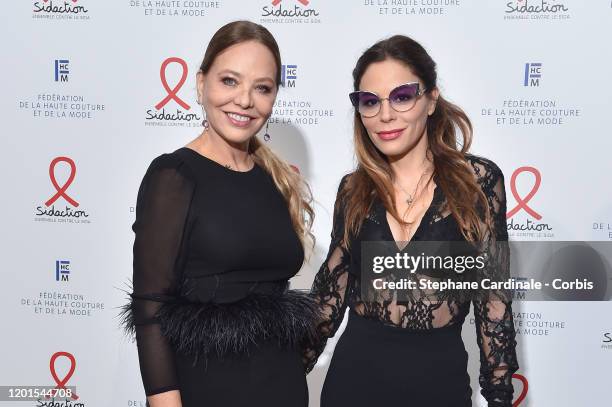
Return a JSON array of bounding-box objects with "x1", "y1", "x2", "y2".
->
[{"x1": 2, "y1": 1, "x2": 612, "y2": 406}]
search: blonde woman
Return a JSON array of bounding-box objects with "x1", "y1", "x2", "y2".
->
[{"x1": 121, "y1": 21, "x2": 316, "y2": 407}]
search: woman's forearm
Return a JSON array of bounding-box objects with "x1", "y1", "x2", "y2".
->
[{"x1": 147, "y1": 390, "x2": 182, "y2": 407}]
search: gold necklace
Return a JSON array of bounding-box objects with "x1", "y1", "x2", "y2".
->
[
  {"x1": 395, "y1": 169, "x2": 430, "y2": 206},
  {"x1": 393, "y1": 158, "x2": 434, "y2": 241},
  {"x1": 393, "y1": 154, "x2": 433, "y2": 207}
]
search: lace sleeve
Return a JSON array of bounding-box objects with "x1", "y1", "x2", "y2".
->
[
  {"x1": 304, "y1": 174, "x2": 353, "y2": 373},
  {"x1": 120, "y1": 154, "x2": 195, "y2": 396},
  {"x1": 471, "y1": 159, "x2": 519, "y2": 406}
]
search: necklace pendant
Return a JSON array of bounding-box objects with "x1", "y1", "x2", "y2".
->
[{"x1": 406, "y1": 197, "x2": 413, "y2": 205}]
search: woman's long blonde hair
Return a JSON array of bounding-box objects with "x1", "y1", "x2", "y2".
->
[{"x1": 200, "y1": 20, "x2": 314, "y2": 250}]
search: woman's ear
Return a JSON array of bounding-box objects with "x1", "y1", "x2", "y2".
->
[
  {"x1": 196, "y1": 71, "x2": 206, "y2": 104},
  {"x1": 428, "y1": 87, "x2": 440, "y2": 116}
]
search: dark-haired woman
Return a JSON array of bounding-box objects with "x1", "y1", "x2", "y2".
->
[
  {"x1": 306, "y1": 35, "x2": 519, "y2": 407},
  {"x1": 121, "y1": 21, "x2": 317, "y2": 407}
]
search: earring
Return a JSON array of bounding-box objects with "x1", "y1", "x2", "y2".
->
[
  {"x1": 263, "y1": 121, "x2": 271, "y2": 142},
  {"x1": 197, "y1": 96, "x2": 209, "y2": 129}
]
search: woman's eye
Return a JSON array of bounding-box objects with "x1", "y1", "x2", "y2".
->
[
  {"x1": 393, "y1": 93, "x2": 414, "y2": 103},
  {"x1": 222, "y1": 77, "x2": 237, "y2": 86},
  {"x1": 363, "y1": 99, "x2": 379, "y2": 107},
  {"x1": 256, "y1": 85, "x2": 272, "y2": 94}
]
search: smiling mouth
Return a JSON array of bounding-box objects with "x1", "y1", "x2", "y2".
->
[
  {"x1": 225, "y1": 111, "x2": 254, "y2": 126},
  {"x1": 376, "y1": 128, "x2": 405, "y2": 140}
]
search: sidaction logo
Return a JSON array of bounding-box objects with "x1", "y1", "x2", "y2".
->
[
  {"x1": 145, "y1": 57, "x2": 201, "y2": 126},
  {"x1": 506, "y1": 166, "x2": 553, "y2": 237},
  {"x1": 35, "y1": 156, "x2": 91, "y2": 223},
  {"x1": 33, "y1": 0, "x2": 89, "y2": 15},
  {"x1": 505, "y1": 0, "x2": 570, "y2": 19},
  {"x1": 261, "y1": 0, "x2": 320, "y2": 22},
  {"x1": 506, "y1": 0, "x2": 568, "y2": 14},
  {"x1": 36, "y1": 351, "x2": 85, "y2": 406}
]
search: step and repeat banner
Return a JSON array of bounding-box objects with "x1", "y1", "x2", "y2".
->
[{"x1": 2, "y1": 1, "x2": 612, "y2": 406}]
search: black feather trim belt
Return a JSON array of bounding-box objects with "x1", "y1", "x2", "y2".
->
[{"x1": 120, "y1": 279, "x2": 322, "y2": 366}]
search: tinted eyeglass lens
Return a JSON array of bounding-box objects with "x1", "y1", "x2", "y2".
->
[
  {"x1": 389, "y1": 84, "x2": 419, "y2": 112},
  {"x1": 357, "y1": 93, "x2": 380, "y2": 117},
  {"x1": 350, "y1": 83, "x2": 422, "y2": 117}
]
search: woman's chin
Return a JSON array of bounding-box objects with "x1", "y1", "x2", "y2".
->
[
  {"x1": 372, "y1": 134, "x2": 424, "y2": 159},
  {"x1": 374, "y1": 143, "x2": 410, "y2": 159},
  {"x1": 213, "y1": 126, "x2": 259, "y2": 147}
]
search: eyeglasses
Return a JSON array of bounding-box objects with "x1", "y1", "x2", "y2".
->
[{"x1": 349, "y1": 82, "x2": 427, "y2": 118}]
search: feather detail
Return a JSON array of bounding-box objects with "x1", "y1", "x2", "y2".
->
[
  {"x1": 117, "y1": 279, "x2": 137, "y2": 340},
  {"x1": 118, "y1": 286, "x2": 323, "y2": 366}
]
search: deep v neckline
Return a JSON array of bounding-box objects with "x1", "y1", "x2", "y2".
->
[{"x1": 381, "y1": 183, "x2": 441, "y2": 250}]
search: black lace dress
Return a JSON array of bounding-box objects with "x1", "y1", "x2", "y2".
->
[
  {"x1": 120, "y1": 147, "x2": 319, "y2": 407},
  {"x1": 306, "y1": 154, "x2": 519, "y2": 407}
]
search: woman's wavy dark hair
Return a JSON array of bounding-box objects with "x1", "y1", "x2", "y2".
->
[{"x1": 342, "y1": 35, "x2": 492, "y2": 245}]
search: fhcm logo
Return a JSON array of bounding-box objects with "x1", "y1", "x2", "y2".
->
[
  {"x1": 56, "y1": 260, "x2": 71, "y2": 282},
  {"x1": 55, "y1": 59, "x2": 70, "y2": 82},
  {"x1": 524, "y1": 63, "x2": 541, "y2": 87},
  {"x1": 281, "y1": 65, "x2": 297, "y2": 88}
]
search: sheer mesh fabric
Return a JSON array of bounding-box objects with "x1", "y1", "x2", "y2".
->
[
  {"x1": 122, "y1": 150, "x2": 314, "y2": 399},
  {"x1": 307, "y1": 154, "x2": 519, "y2": 406},
  {"x1": 128, "y1": 154, "x2": 195, "y2": 396}
]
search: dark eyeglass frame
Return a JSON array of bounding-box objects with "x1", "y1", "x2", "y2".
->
[{"x1": 349, "y1": 82, "x2": 428, "y2": 118}]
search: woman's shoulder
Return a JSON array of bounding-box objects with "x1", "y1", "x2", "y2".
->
[
  {"x1": 141, "y1": 148, "x2": 197, "y2": 185},
  {"x1": 464, "y1": 153, "x2": 505, "y2": 185},
  {"x1": 336, "y1": 171, "x2": 357, "y2": 195}
]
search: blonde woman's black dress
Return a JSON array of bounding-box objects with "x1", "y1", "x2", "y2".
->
[{"x1": 121, "y1": 147, "x2": 318, "y2": 407}]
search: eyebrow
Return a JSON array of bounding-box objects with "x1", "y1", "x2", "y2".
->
[
  {"x1": 359, "y1": 82, "x2": 421, "y2": 95},
  {"x1": 217, "y1": 69, "x2": 275, "y2": 83}
]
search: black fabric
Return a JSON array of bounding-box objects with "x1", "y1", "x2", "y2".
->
[
  {"x1": 176, "y1": 339, "x2": 308, "y2": 407},
  {"x1": 120, "y1": 147, "x2": 310, "y2": 402},
  {"x1": 321, "y1": 310, "x2": 471, "y2": 407},
  {"x1": 307, "y1": 154, "x2": 519, "y2": 406}
]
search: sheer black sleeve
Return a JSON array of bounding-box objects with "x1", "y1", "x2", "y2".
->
[
  {"x1": 471, "y1": 159, "x2": 519, "y2": 406},
  {"x1": 121, "y1": 154, "x2": 195, "y2": 397},
  {"x1": 304, "y1": 175, "x2": 353, "y2": 373}
]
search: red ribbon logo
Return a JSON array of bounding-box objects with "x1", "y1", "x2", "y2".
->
[
  {"x1": 507, "y1": 166, "x2": 542, "y2": 220},
  {"x1": 47, "y1": 351, "x2": 79, "y2": 400},
  {"x1": 45, "y1": 157, "x2": 79, "y2": 207},
  {"x1": 155, "y1": 57, "x2": 190, "y2": 111},
  {"x1": 512, "y1": 373, "x2": 528, "y2": 406},
  {"x1": 272, "y1": 0, "x2": 310, "y2": 5}
]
